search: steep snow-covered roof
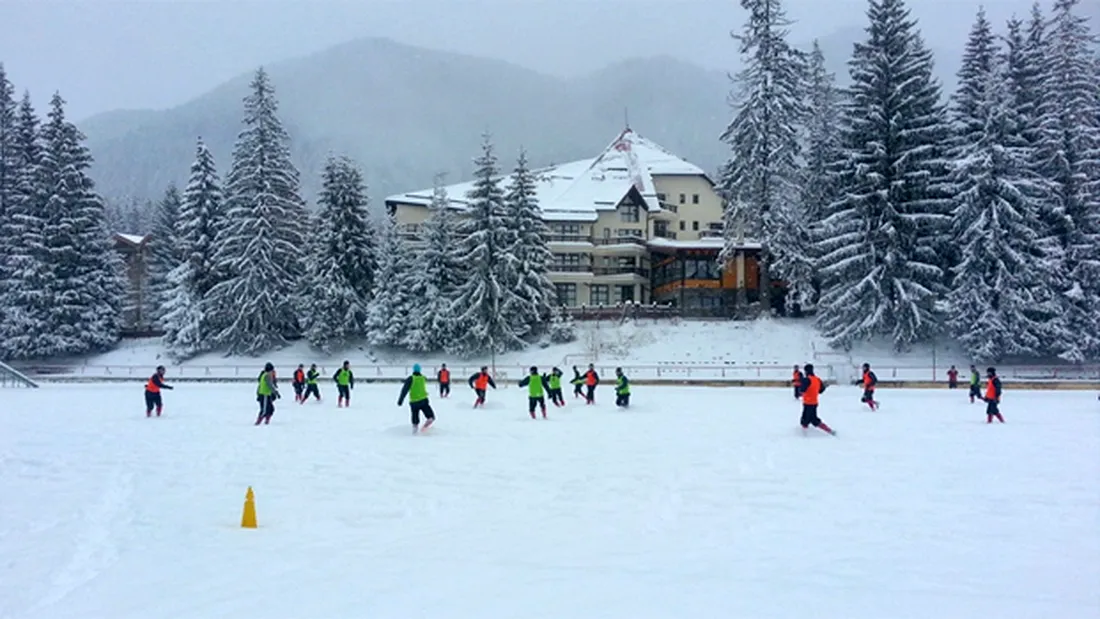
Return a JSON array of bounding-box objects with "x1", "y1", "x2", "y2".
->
[
  {"x1": 115, "y1": 233, "x2": 149, "y2": 245},
  {"x1": 385, "y1": 129, "x2": 708, "y2": 222}
]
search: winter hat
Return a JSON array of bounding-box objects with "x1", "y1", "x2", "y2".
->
[{"x1": 413, "y1": 364, "x2": 421, "y2": 374}]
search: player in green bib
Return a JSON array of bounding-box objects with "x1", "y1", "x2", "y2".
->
[
  {"x1": 301, "y1": 363, "x2": 322, "y2": 403},
  {"x1": 255, "y1": 362, "x2": 280, "y2": 425},
  {"x1": 518, "y1": 366, "x2": 549, "y2": 419},
  {"x1": 333, "y1": 361, "x2": 354, "y2": 408},
  {"x1": 398, "y1": 364, "x2": 436, "y2": 433},
  {"x1": 547, "y1": 367, "x2": 565, "y2": 407},
  {"x1": 614, "y1": 367, "x2": 631, "y2": 408}
]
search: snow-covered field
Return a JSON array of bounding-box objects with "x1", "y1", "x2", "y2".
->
[
  {"x1": 2, "y1": 383, "x2": 1098, "y2": 619},
  {"x1": 26, "y1": 318, "x2": 1097, "y2": 384}
]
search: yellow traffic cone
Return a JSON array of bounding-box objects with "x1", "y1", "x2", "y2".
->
[{"x1": 241, "y1": 486, "x2": 257, "y2": 529}]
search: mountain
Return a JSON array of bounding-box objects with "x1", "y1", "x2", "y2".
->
[
  {"x1": 80, "y1": 38, "x2": 732, "y2": 205},
  {"x1": 80, "y1": 31, "x2": 972, "y2": 206}
]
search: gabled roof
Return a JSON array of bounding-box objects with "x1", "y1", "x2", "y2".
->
[
  {"x1": 384, "y1": 129, "x2": 709, "y2": 222},
  {"x1": 114, "y1": 233, "x2": 149, "y2": 246}
]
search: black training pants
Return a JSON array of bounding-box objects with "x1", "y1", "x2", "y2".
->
[
  {"x1": 410, "y1": 400, "x2": 435, "y2": 425},
  {"x1": 528, "y1": 396, "x2": 546, "y2": 413},
  {"x1": 440, "y1": 382, "x2": 450, "y2": 397},
  {"x1": 616, "y1": 393, "x2": 630, "y2": 407},
  {"x1": 144, "y1": 391, "x2": 162, "y2": 412},
  {"x1": 303, "y1": 384, "x2": 320, "y2": 400},
  {"x1": 800, "y1": 404, "x2": 822, "y2": 427}
]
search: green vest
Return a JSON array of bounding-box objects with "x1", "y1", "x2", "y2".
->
[
  {"x1": 527, "y1": 375, "x2": 544, "y2": 397},
  {"x1": 970, "y1": 371, "x2": 979, "y2": 386},
  {"x1": 616, "y1": 376, "x2": 630, "y2": 395},
  {"x1": 257, "y1": 372, "x2": 273, "y2": 396},
  {"x1": 408, "y1": 374, "x2": 428, "y2": 402},
  {"x1": 548, "y1": 374, "x2": 561, "y2": 390},
  {"x1": 307, "y1": 370, "x2": 318, "y2": 385},
  {"x1": 336, "y1": 369, "x2": 352, "y2": 386}
]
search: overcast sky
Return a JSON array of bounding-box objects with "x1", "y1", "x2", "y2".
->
[{"x1": 0, "y1": 0, "x2": 1048, "y2": 121}]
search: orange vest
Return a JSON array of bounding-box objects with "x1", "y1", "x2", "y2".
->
[
  {"x1": 792, "y1": 371, "x2": 802, "y2": 386},
  {"x1": 985, "y1": 378, "x2": 999, "y2": 402},
  {"x1": 474, "y1": 373, "x2": 489, "y2": 389},
  {"x1": 585, "y1": 370, "x2": 597, "y2": 386},
  {"x1": 146, "y1": 374, "x2": 160, "y2": 393},
  {"x1": 802, "y1": 376, "x2": 822, "y2": 405},
  {"x1": 439, "y1": 369, "x2": 450, "y2": 383},
  {"x1": 863, "y1": 371, "x2": 875, "y2": 391},
  {"x1": 294, "y1": 369, "x2": 305, "y2": 383}
]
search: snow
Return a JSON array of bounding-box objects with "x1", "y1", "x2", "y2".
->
[
  {"x1": 2, "y1": 383, "x2": 1098, "y2": 619},
  {"x1": 384, "y1": 129, "x2": 709, "y2": 220},
  {"x1": 114, "y1": 233, "x2": 147, "y2": 246}
]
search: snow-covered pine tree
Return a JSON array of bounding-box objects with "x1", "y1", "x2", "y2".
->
[
  {"x1": 718, "y1": 0, "x2": 809, "y2": 311},
  {"x1": 403, "y1": 174, "x2": 463, "y2": 352},
  {"x1": 547, "y1": 305, "x2": 577, "y2": 344},
  {"x1": 0, "y1": 93, "x2": 49, "y2": 359},
  {"x1": 204, "y1": 68, "x2": 308, "y2": 355},
  {"x1": 815, "y1": 0, "x2": 953, "y2": 350},
  {"x1": 162, "y1": 138, "x2": 225, "y2": 360},
  {"x1": 501, "y1": 148, "x2": 554, "y2": 335},
  {"x1": 146, "y1": 183, "x2": 183, "y2": 326},
  {"x1": 0, "y1": 65, "x2": 17, "y2": 337},
  {"x1": 303, "y1": 155, "x2": 375, "y2": 353},
  {"x1": 1033, "y1": 0, "x2": 1100, "y2": 361},
  {"x1": 104, "y1": 197, "x2": 151, "y2": 235},
  {"x1": 800, "y1": 40, "x2": 842, "y2": 226},
  {"x1": 449, "y1": 134, "x2": 525, "y2": 356},
  {"x1": 944, "y1": 8, "x2": 1058, "y2": 361},
  {"x1": 36, "y1": 93, "x2": 123, "y2": 355},
  {"x1": 365, "y1": 215, "x2": 414, "y2": 347}
]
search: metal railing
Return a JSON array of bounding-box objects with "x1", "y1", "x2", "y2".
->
[
  {"x1": 0, "y1": 360, "x2": 40, "y2": 388},
  {"x1": 548, "y1": 235, "x2": 593, "y2": 243},
  {"x1": 17, "y1": 362, "x2": 1098, "y2": 385},
  {"x1": 592, "y1": 267, "x2": 649, "y2": 277},
  {"x1": 592, "y1": 237, "x2": 647, "y2": 247},
  {"x1": 549, "y1": 264, "x2": 591, "y2": 273}
]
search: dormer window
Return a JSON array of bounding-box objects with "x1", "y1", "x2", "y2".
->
[{"x1": 619, "y1": 203, "x2": 640, "y2": 223}]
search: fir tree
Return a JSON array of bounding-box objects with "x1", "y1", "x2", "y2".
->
[
  {"x1": 147, "y1": 183, "x2": 183, "y2": 326},
  {"x1": 36, "y1": 93, "x2": 123, "y2": 355},
  {"x1": 365, "y1": 216, "x2": 414, "y2": 347},
  {"x1": 403, "y1": 174, "x2": 463, "y2": 352},
  {"x1": 501, "y1": 148, "x2": 555, "y2": 335},
  {"x1": 547, "y1": 305, "x2": 577, "y2": 344},
  {"x1": 303, "y1": 155, "x2": 375, "y2": 353},
  {"x1": 177, "y1": 138, "x2": 225, "y2": 298},
  {"x1": 0, "y1": 93, "x2": 49, "y2": 358},
  {"x1": 162, "y1": 138, "x2": 225, "y2": 359},
  {"x1": 815, "y1": 0, "x2": 953, "y2": 350},
  {"x1": 0, "y1": 65, "x2": 18, "y2": 337},
  {"x1": 945, "y1": 8, "x2": 1058, "y2": 361},
  {"x1": 204, "y1": 68, "x2": 308, "y2": 355},
  {"x1": 718, "y1": 0, "x2": 808, "y2": 310},
  {"x1": 1034, "y1": 0, "x2": 1100, "y2": 361},
  {"x1": 800, "y1": 40, "x2": 842, "y2": 226},
  {"x1": 449, "y1": 135, "x2": 524, "y2": 356}
]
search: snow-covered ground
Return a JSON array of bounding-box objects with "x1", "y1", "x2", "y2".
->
[
  {"x1": 26, "y1": 318, "x2": 1097, "y2": 384},
  {"x1": 2, "y1": 383, "x2": 1098, "y2": 619}
]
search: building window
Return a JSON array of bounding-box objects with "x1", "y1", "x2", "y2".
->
[
  {"x1": 708, "y1": 222, "x2": 723, "y2": 231},
  {"x1": 591, "y1": 285, "x2": 610, "y2": 305},
  {"x1": 692, "y1": 194, "x2": 699, "y2": 204},
  {"x1": 555, "y1": 283, "x2": 577, "y2": 307},
  {"x1": 616, "y1": 228, "x2": 644, "y2": 238},
  {"x1": 554, "y1": 224, "x2": 582, "y2": 235},
  {"x1": 619, "y1": 285, "x2": 635, "y2": 303},
  {"x1": 693, "y1": 221, "x2": 700, "y2": 231},
  {"x1": 679, "y1": 193, "x2": 686, "y2": 204},
  {"x1": 619, "y1": 203, "x2": 640, "y2": 223},
  {"x1": 552, "y1": 253, "x2": 582, "y2": 266},
  {"x1": 657, "y1": 192, "x2": 667, "y2": 202},
  {"x1": 684, "y1": 259, "x2": 720, "y2": 280},
  {"x1": 617, "y1": 256, "x2": 637, "y2": 267},
  {"x1": 679, "y1": 220, "x2": 686, "y2": 231}
]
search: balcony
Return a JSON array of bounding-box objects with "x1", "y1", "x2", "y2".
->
[
  {"x1": 549, "y1": 264, "x2": 591, "y2": 273},
  {"x1": 593, "y1": 267, "x2": 649, "y2": 278},
  {"x1": 548, "y1": 234, "x2": 593, "y2": 244},
  {"x1": 592, "y1": 236, "x2": 647, "y2": 247},
  {"x1": 653, "y1": 229, "x2": 677, "y2": 240},
  {"x1": 658, "y1": 201, "x2": 679, "y2": 213}
]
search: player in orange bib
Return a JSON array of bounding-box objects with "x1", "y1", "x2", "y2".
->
[
  {"x1": 798, "y1": 364, "x2": 836, "y2": 436},
  {"x1": 144, "y1": 366, "x2": 173, "y2": 417}
]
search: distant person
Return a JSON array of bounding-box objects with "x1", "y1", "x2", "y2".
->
[
  {"x1": 571, "y1": 366, "x2": 585, "y2": 399},
  {"x1": 860, "y1": 363, "x2": 879, "y2": 411},
  {"x1": 255, "y1": 362, "x2": 279, "y2": 425},
  {"x1": 968, "y1": 365, "x2": 981, "y2": 403},
  {"x1": 518, "y1": 366, "x2": 548, "y2": 419},
  {"x1": 947, "y1": 365, "x2": 959, "y2": 389},
  {"x1": 333, "y1": 361, "x2": 354, "y2": 408},
  {"x1": 468, "y1": 366, "x2": 497, "y2": 408},
  {"x1": 398, "y1": 364, "x2": 436, "y2": 433},
  {"x1": 301, "y1": 363, "x2": 322, "y2": 403},
  {"x1": 583, "y1": 364, "x2": 600, "y2": 405},
  {"x1": 437, "y1": 363, "x2": 451, "y2": 398},
  {"x1": 144, "y1": 365, "x2": 173, "y2": 417},
  {"x1": 547, "y1": 367, "x2": 565, "y2": 407},
  {"x1": 798, "y1": 364, "x2": 836, "y2": 436},
  {"x1": 792, "y1": 364, "x2": 804, "y2": 398},
  {"x1": 614, "y1": 367, "x2": 630, "y2": 408},
  {"x1": 292, "y1": 364, "x2": 306, "y2": 403},
  {"x1": 980, "y1": 367, "x2": 1005, "y2": 423}
]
